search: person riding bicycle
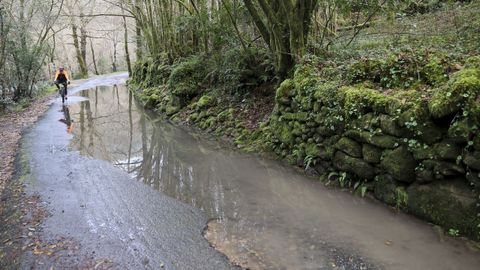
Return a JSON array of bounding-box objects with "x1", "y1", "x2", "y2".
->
[{"x1": 54, "y1": 67, "x2": 71, "y2": 99}]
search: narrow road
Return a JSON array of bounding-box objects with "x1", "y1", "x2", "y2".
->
[
  {"x1": 19, "y1": 74, "x2": 236, "y2": 269},
  {"x1": 16, "y1": 74, "x2": 480, "y2": 269}
]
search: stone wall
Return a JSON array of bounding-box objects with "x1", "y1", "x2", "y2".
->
[{"x1": 265, "y1": 57, "x2": 480, "y2": 240}]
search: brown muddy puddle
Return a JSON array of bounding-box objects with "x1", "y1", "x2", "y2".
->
[{"x1": 61, "y1": 85, "x2": 480, "y2": 270}]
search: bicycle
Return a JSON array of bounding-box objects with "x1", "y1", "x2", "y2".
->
[{"x1": 59, "y1": 83, "x2": 67, "y2": 103}]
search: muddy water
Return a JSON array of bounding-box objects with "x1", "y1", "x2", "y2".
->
[{"x1": 64, "y1": 85, "x2": 480, "y2": 270}]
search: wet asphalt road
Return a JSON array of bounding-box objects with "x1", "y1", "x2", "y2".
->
[{"x1": 20, "y1": 73, "x2": 236, "y2": 269}]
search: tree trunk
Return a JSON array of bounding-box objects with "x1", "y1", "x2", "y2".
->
[
  {"x1": 72, "y1": 24, "x2": 88, "y2": 77},
  {"x1": 134, "y1": 0, "x2": 143, "y2": 60},
  {"x1": 122, "y1": 15, "x2": 132, "y2": 76},
  {"x1": 243, "y1": 0, "x2": 318, "y2": 80},
  {"x1": 90, "y1": 38, "x2": 99, "y2": 75},
  {"x1": 112, "y1": 42, "x2": 117, "y2": 72}
]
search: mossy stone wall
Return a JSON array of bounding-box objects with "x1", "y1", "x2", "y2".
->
[{"x1": 266, "y1": 57, "x2": 480, "y2": 240}]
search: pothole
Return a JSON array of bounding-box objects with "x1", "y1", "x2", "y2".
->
[{"x1": 203, "y1": 219, "x2": 268, "y2": 270}]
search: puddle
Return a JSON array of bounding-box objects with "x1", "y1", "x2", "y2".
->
[{"x1": 63, "y1": 84, "x2": 480, "y2": 270}]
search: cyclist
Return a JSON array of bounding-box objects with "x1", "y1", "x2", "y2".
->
[{"x1": 54, "y1": 67, "x2": 71, "y2": 100}]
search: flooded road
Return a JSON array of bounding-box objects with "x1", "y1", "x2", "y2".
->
[{"x1": 61, "y1": 83, "x2": 480, "y2": 270}]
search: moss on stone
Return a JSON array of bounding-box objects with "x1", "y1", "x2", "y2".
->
[
  {"x1": 379, "y1": 114, "x2": 407, "y2": 137},
  {"x1": 381, "y1": 147, "x2": 417, "y2": 182},
  {"x1": 374, "y1": 175, "x2": 399, "y2": 206},
  {"x1": 278, "y1": 122, "x2": 294, "y2": 145},
  {"x1": 407, "y1": 181, "x2": 480, "y2": 241},
  {"x1": 313, "y1": 81, "x2": 339, "y2": 103},
  {"x1": 168, "y1": 56, "x2": 205, "y2": 107},
  {"x1": 463, "y1": 151, "x2": 480, "y2": 170},
  {"x1": 293, "y1": 64, "x2": 318, "y2": 91},
  {"x1": 282, "y1": 112, "x2": 309, "y2": 122},
  {"x1": 335, "y1": 137, "x2": 362, "y2": 158},
  {"x1": 165, "y1": 104, "x2": 180, "y2": 116},
  {"x1": 411, "y1": 145, "x2": 436, "y2": 160},
  {"x1": 196, "y1": 95, "x2": 215, "y2": 110},
  {"x1": 433, "y1": 141, "x2": 462, "y2": 161},
  {"x1": 428, "y1": 68, "x2": 480, "y2": 119},
  {"x1": 276, "y1": 79, "x2": 295, "y2": 105},
  {"x1": 350, "y1": 113, "x2": 377, "y2": 131},
  {"x1": 333, "y1": 151, "x2": 375, "y2": 179},
  {"x1": 416, "y1": 121, "x2": 444, "y2": 144},
  {"x1": 362, "y1": 144, "x2": 383, "y2": 163},
  {"x1": 217, "y1": 109, "x2": 234, "y2": 123},
  {"x1": 448, "y1": 118, "x2": 475, "y2": 144},
  {"x1": 415, "y1": 166, "x2": 435, "y2": 183},
  {"x1": 370, "y1": 134, "x2": 399, "y2": 149},
  {"x1": 338, "y1": 86, "x2": 399, "y2": 117},
  {"x1": 398, "y1": 104, "x2": 429, "y2": 127}
]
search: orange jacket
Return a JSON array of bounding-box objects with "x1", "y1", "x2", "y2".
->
[{"x1": 54, "y1": 70, "x2": 71, "y2": 82}]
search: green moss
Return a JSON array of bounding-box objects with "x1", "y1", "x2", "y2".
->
[
  {"x1": 346, "y1": 51, "x2": 451, "y2": 89},
  {"x1": 433, "y1": 141, "x2": 462, "y2": 161},
  {"x1": 313, "y1": 81, "x2": 339, "y2": 103},
  {"x1": 428, "y1": 68, "x2": 480, "y2": 119},
  {"x1": 423, "y1": 55, "x2": 448, "y2": 86},
  {"x1": 196, "y1": 95, "x2": 215, "y2": 110},
  {"x1": 416, "y1": 121, "x2": 444, "y2": 144},
  {"x1": 346, "y1": 58, "x2": 383, "y2": 84},
  {"x1": 398, "y1": 103, "x2": 429, "y2": 126},
  {"x1": 346, "y1": 130, "x2": 398, "y2": 149},
  {"x1": 335, "y1": 137, "x2": 362, "y2": 158},
  {"x1": 333, "y1": 151, "x2": 375, "y2": 179},
  {"x1": 350, "y1": 113, "x2": 377, "y2": 131},
  {"x1": 448, "y1": 118, "x2": 476, "y2": 143},
  {"x1": 362, "y1": 144, "x2": 383, "y2": 163},
  {"x1": 168, "y1": 56, "x2": 206, "y2": 107},
  {"x1": 165, "y1": 104, "x2": 180, "y2": 116},
  {"x1": 217, "y1": 109, "x2": 234, "y2": 123},
  {"x1": 407, "y1": 181, "x2": 480, "y2": 241},
  {"x1": 276, "y1": 79, "x2": 295, "y2": 105},
  {"x1": 465, "y1": 55, "x2": 480, "y2": 69},
  {"x1": 381, "y1": 147, "x2": 417, "y2": 182},
  {"x1": 415, "y1": 166, "x2": 435, "y2": 183},
  {"x1": 293, "y1": 64, "x2": 318, "y2": 91},
  {"x1": 374, "y1": 175, "x2": 399, "y2": 206},
  {"x1": 463, "y1": 152, "x2": 480, "y2": 170},
  {"x1": 278, "y1": 122, "x2": 294, "y2": 145},
  {"x1": 379, "y1": 114, "x2": 407, "y2": 137},
  {"x1": 338, "y1": 86, "x2": 397, "y2": 117},
  {"x1": 411, "y1": 144, "x2": 436, "y2": 160},
  {"x1": 282, "y1": 112, "x2": 309, "y2": 122}
]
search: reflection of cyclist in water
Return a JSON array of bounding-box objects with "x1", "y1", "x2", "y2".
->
[{"x1": 59, "y1": 105, "x2": 75, "y2": 133}]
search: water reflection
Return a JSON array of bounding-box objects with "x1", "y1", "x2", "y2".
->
[
  {"x1": 59, "y1": 105, "x2": 74, "y2": 133},
  {"x1": 66, "y1": 85, "x2": 480, "y2": 270}
]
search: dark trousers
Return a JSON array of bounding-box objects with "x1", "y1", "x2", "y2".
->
[{"x1": 55, "y1": 81, "x2": 68, "y2": 95}]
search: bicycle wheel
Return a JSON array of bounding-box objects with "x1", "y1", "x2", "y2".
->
[{"x1": 60, "y1": 86, "x2": 65, "y2": 103}]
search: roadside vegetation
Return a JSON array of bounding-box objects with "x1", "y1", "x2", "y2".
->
[{"x1": 125, "y1": 0, "x2": 480, "y2": 241}]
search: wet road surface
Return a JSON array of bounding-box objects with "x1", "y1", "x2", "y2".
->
[
  {"x1": 22, "y1": 74, "x2": 236, "y2": 269},
  {"x1": 22, "y1": 74, "x2": 480, "y2": 269}
]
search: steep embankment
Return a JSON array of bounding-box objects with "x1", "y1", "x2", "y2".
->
[{"x1": 128, "y1": 3, "x2": 480, "y2": 241}]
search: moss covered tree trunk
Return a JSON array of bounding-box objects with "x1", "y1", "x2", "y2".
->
[
  {"x1": 243, "y1": 0, "x2": 318, "y2": 80},
  {"x1": 71, "y1": 24, "x2": 88, "y2": 77}
]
